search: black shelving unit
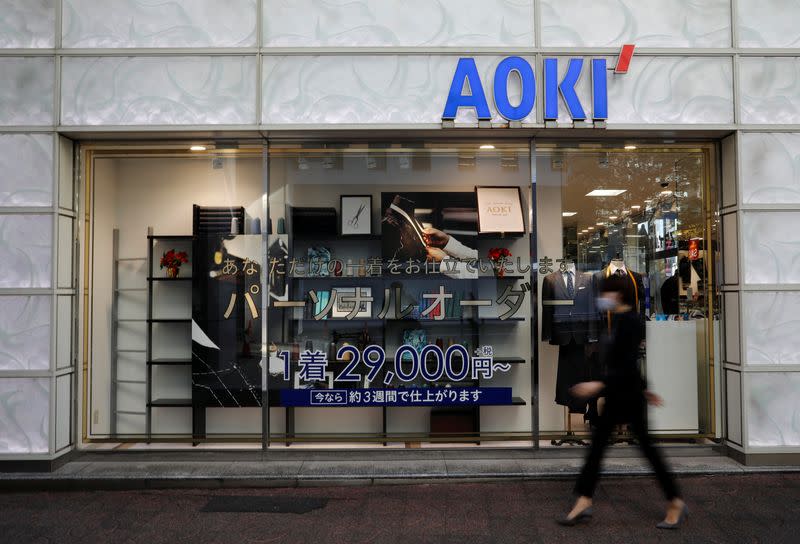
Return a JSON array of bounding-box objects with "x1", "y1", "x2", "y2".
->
[{"x1": 145, "y1": 228, "x2": 193, "y2": 442}]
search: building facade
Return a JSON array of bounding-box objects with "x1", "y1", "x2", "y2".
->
[{"x1": 1, "y1": 0, "x2": 799, "y2": 466}]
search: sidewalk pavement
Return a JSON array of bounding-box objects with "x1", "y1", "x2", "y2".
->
[
  {"x1": 2, "y1": 446, "x2": 798, "y2": 490},
  {"x1": 2, "y1": 474, "x2": 800, "y2": 543}
]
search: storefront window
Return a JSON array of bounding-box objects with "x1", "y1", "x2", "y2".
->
[
  {"x1": 81, "y1": 139, "x2": 719, "y2": 448},
  {"x1": 267, "y1": 142, "x2": 534, "y2": 444},
  {"x1": 85, "y1": 145, "x2": 265, "y2": 442},
  {"x1": 536, "y1": 143, "x2": 719, "y2": 444}
]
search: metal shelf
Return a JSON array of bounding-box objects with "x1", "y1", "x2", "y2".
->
[
  {"x1": 148, "y1": 398, "x2": 192, "y2": 408},
  {"x1": 147, "y1": 318, "x2": 191, "y2": 323},
  {"x1": 148, "y1": 358, "x2": 192, "y2": 366},
  {"x1": 148, "y1": 234, "x2": 192, "y2": 241}
]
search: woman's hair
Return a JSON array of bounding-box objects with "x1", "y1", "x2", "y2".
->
[{"x1": 600, "y1": 273, "x2": 636, "y2": 307}]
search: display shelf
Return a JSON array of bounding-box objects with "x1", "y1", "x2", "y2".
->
[
  {"x1": 147, "y1": 358, "x2": 193, "y2": 366},
  {"x1": 477, "y1": 232, "x2": 526, "y2": 239},
  {"x1": 147, "y1": 318, "x2": 191, "y2": 323},
  {"x1": 148, "y1": 398, "x2": 192, "y2": 407},
  {"x1": 148, "y1": 234, "x2": 192, "y2": 241},
  {"x1": 493, "y1": 357, "x2": 527, "y2": 365},
  {"x1": 293, "y1": 233, "x2": 382, "y2": 242}
]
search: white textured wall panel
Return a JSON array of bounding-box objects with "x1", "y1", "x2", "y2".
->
[
  {"x1": 61, "y1": 56, "x2": 257, "y2": 125},
  {"x1": 737, "y1": 0, "x2": 800, "y2": 48},
  {"x1": 0, "y1": 0, "x2": 56, "y2": 48},
  {"x1": 726, "y1": 370, "x2": 742, "y2": 444},
  {"x1": 56, "y1": 296, "x2": 72, "y2": 369},
  {"x1": 0, "y1": 57, "x2": 54, "y2": 126},
  {"x1": 541, "y1": 0, "x2": 730, "y2": 47},
  {"x1": 62, "y1": 0, "x2": 256, "y2": 48},
  {"x1": 740, "y1": 133, "x2": 800, "y2": 204},
  {"x1": 0, "y1": 378, "x2": 49, "y2": 454},
  {"x1": 722, "y1": 212, "x2": 738, "y2": 285},
  {"x1": 723, "y1": 292, "x2": 740, "y2": 364},
  {"x1": 741, "y1": 212, "x2": 800, "y2": 284},
  {"x1": 263, "y1": 0, "x2": 534, "y2": 47},
  {"x1": 0, "y1": 296, "x2": 50, "y2": 371},
  {"x1": 55, "y1": 374, "x2": 71, "y2": 450},
  {"x1": 740, "y1": 58, "x2": 800, "y2": 125},
  {"x1": 262, "y1": 55, "x2": 536, "y2": 125},
  {"x1": 0, "y1": 133, "x2": 53, "y2": 207},
  {"x1": 0, "y1": 214, "x2": 52, "y2": 288},
  {"x1": 748, "y1": 372, "x2": 800, "y2": 447},
  {"x1": 743, "y1": 292, "x2": 800, "y2": 365}
]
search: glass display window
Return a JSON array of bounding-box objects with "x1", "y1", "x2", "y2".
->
[
  {"x1": 82, "y1": 144, "x2": 266, "y2": 442},
  {"x1": 267, "y1": 142, "x2": 534, "y2": 444},
  {"x1": 535, "y1": 143, "x2": 720, "y2": 445}
]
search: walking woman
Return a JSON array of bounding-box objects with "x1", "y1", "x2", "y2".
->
[{"x1": 557, "y1": 274, "x2": 688, "y2": 529}]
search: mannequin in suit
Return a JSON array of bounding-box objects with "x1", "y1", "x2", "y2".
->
[{"x1": 542, "y1": 261, "x2": 598, "y2": 413}]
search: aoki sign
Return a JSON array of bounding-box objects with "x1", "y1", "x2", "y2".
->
[{"x1": 442, "y1": 45, "x2": 635, "y2": 123}]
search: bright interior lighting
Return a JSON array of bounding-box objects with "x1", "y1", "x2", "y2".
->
[
  {"x1": 624, "y1": 144, "x2": 637, "y2": 150},
  {"x1": 661, "y1": 190, "x2": 673, "y2": 195},
  {"x1": 479, "y1": 144, "x2": 495, "y2": 150},
  {"x1": 596, "y1": 222, "x2": 604, "y2": 226},
  {"x1": 562, "y1": 212, "x2": 577, "y2": 217},
  {"x1": 631, "y1": 205, "x2": 641, "y2": 210},
  {"x1": 586, "y1": 189, "x2": 627, "y2": 197},
  {"x1": 609, "y1": 215, "x2": 618, "y2": 220},
  {"x1": 190, "y1": 145, "x2": 207, "y2": 152},
  {"x1": 588, "y1": 227, "x2": 595, "y2": 230}
]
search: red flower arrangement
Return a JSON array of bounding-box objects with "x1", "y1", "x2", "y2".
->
[
  {"x1": 488, "y1": 247, "x2": 511, "y2": 277},
  {"x1": 160, "y1": 249, "x2": 189, "y2": 278}
]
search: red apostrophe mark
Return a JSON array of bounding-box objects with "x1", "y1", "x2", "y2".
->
[{"x1": 614, "y1": 44, "x2": 636, "y2": 74}]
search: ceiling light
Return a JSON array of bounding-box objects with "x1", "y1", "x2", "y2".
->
[
  {"x1": 596, "y1": 222, "x2": 605, "y2": 226},
  {"x1": 479, "y1": 144, "x2": 495, "y2": 150},
  {"x1": 631, "y1": 205, "x2": 641, "y2": 210},
  {"x1": 661, "y1": 190, "x2": 673, "y2": 195},
  {"x1": 190, "y1": 145, "x2": 207, "y2": 152},
  {"x1": 562, "y1": 212, "x2": 577, "y2": 217},
  {"x1": 624, "y1": 144, "x2": 637, "y2": 150},
  {"x1": 609, "y1": 215, "x2": 618, "y2": 220},
  {"x1": 586, "y1": 189, "x2": 627, "y2": 197},
  {"x1": 588, "y1": 227, "x2": 595, "y2": 230}
]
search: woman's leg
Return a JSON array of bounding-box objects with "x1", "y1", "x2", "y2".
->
[
  {"x1": 628, "y1": 408, "x2": 680, "y2": 500},
  {"x1": 574, "y1": 413, "x2": 615, "y2": 498}
]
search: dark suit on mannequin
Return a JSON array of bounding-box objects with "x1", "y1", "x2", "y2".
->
[{"x1": 542, "y1": 268, "x2": 598, "y2": 413}]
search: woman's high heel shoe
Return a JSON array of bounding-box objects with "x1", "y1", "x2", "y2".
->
[
  {"x1": 656, "y1": 504, "x2": 688, "y2": 530},
  {"x1": 556, "y1": 506, "x2": 593, "y2": 526}
]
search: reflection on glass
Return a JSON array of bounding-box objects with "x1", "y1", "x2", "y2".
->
[{"x1": 537, "y1": 145, "x2": 718, "y2": 442}]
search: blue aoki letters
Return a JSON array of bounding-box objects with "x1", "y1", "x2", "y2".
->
[{"x1": 442, "y1": 56, "x2": 610, "y2": 122}]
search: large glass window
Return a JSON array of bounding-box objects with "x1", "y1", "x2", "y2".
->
[
  {"x1": 267, "y1": 142, "x2": 534, "y2": 444},
  {"x1": 84, "y1": 145, "x2": 265, "y2": 442},
  {"x1": 536, "y1": 143, "x2": 719, "y2": 444}
]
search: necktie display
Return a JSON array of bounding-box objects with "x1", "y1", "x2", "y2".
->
[{"x1": 566, "y1": 271, "x2": 575, "y2": 298}]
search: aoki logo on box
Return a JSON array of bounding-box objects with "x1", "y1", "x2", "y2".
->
[{"x1": 442, "y1": 45, "x2": 635, "y2": 123}]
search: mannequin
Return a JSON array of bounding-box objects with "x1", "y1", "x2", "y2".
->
[{"x1": 542, "y1": 259, "x2": 598, "y2": 414}]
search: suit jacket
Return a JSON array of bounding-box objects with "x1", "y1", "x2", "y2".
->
[
  {"x1": 594, "y1": 266, "x2": 647, "y2": 334},
  {"x1": 541, "y1": 270, "x2": 599, "y2": 345}
]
